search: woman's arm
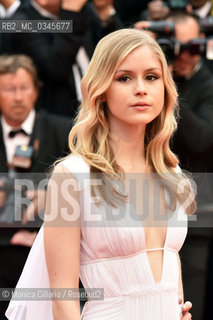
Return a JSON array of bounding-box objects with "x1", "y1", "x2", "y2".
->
[
  {"x1": 178, "y1": 253, "x2": 184, "y2": 303},
  {"x1": 44, "y1": 165, "x2": 81, "y2": 320},
  {"x1": 178, "y1": 253, "x2": 192, "y2": 320}
]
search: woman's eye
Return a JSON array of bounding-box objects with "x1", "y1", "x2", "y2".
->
[
  {"x1": 146, "y1": 74, "x2": 159, "y2": 81},
  {"x1": 117, "y1": 75, "x2": 131, "y2": 82}
]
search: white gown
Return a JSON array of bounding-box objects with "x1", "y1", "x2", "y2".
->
[{"x1": 6, "y1": 155, "x2": 187, "y2": 320}]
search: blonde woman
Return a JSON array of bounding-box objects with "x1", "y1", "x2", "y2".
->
[{"x1": 6, "y1": 29, "x2": 194, "y2": 320}]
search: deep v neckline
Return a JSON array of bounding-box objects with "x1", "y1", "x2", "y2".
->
[
  {"x1": 127, "y1": 186, "x2": 169, "y2": 285},
  {"x1": 124, "y1": 171, "x2": 170, "y2": 285},
  {"x1": 127, "y1": 197, "x2": 169, "y2": 285},
  {"x1": 142, "y1": 225, "x2": 169, "y2": 285}
]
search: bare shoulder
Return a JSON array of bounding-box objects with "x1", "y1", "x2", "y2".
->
[
  {"x1": 45, "y1": 160, "x2": 81, "y2": 229},
  {"x1": 53, "y1": 163, "x2": 73, "y2": 174}
]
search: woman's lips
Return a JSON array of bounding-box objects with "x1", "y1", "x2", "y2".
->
[{"x1": 130, "y1": 102, "x2": 151, "y2": 110}]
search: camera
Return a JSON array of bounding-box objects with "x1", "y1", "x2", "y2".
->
[
  {"x1": 143, "y1": 17, "x2": 213, "y2": 64},
  {"x1": 0, "y1": 176, "x2": 28, "y2": 225},
  {"x1": 157, "y1": 38, "x2": 177, "y2": 63},
  {"x1": 175, "y1": 38, "x2": 206, "y2": 55},
  {"x1": 157, "y1": 37, "x2": 210, "y2": 63},
  {"x1": 145, "y1": 20, "x2": 175, "y2": 36},
  {"x1": 200, "y1": 16, "x2": 213, "y2": 36}
]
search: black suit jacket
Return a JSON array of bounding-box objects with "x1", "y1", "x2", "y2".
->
[
  {"x1": 8, "y1": 4, "x2": 90, "y2": 118},
  {"x1": 83, "y1": 3, "x2": 123, "y2": 58},
  {"x1": 0, "y1": 110, "x2": 72, "y2": 245},
  {"x1": 172, "y1": 63, "x2": 213, "y2": 173},
  {"x1": 0, "y1": 0, "x2": 29, "y2": 53},
  {"x1": 114, "y1": 0, "x2": 149, "y2": 24}
]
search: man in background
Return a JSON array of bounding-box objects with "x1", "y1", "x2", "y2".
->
[
  {"x1": 0, "y1": 54, "x2": 72, "y2": 319},
  {"x1": 170, "y1": 13, "x2": 213, "y2": 320},
  {"x1": 7, "y1": 0, "x2": 90, "y2": 118}
]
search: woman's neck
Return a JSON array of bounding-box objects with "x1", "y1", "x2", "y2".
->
[{"x1": 109, "y1": 124, "x2": 151, "y2": 173}]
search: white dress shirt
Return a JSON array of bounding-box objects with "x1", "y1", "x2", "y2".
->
[
  {"x1": 0, "y1": 0, "x2": 21, "y2": 18},
  {"x1": 193, "y1": 1, "x2": 212, "y2": 18},
  {"x1": 1, "y1": 109, "x2": 36, "y2": 164}
]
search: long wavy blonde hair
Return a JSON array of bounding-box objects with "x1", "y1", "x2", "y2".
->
[{"x1": 68, "y1": 28, "x2": 196, "y2": 214}]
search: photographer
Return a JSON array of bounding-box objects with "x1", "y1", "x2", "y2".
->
[
  {"x1": 169, "y1": 13, "x2": 213, "y2": 171},
  {"x1": 0, "y1": 54, "x2": 72, "y2": 319},
  {"x1": 168, "y1": 12, "x2": 213, "y2": 320},
  {"x1": 8, "y1": 0, "x2": 90, "y2": 118}
]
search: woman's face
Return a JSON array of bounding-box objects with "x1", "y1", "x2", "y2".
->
[{"x1": 104, "y1": 45, "x2": 165, "y2": 131}]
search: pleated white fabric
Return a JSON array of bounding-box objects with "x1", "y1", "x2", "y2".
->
[
  {"x1": 6, "y1": 226, "x2": 53, "y2": 320},
  {"x1": 6, "y1": 155, "x2": 187, "y2": 320}
]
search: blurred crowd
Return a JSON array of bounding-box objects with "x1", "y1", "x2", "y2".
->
[{"x1": 0, "y1": 1, "x2": 213, "y2": 320}]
